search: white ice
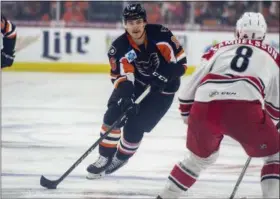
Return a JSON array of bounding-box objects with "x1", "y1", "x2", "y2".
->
[{"x1": 2, "y1": 72, "x2": 264, "y2": 199}]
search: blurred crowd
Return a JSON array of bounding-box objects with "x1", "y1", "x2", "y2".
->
[{"x1": 1, "y1": 1, "x2": 279, "y2": 28}]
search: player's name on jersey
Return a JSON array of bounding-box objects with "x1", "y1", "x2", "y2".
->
[{"x1": 212, "y1": 39, "x2": 278, "y2": 61}]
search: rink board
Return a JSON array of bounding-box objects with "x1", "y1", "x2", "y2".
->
[
  {"x1": 3, "y1": 63, "x2": 196, "y2": 75},
  {"x1": 9, "y1": 26, "x2": 279, "y2": 74}
]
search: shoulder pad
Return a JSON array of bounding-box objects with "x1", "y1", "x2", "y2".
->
[
  {"x1": 146, "y1": 24, "x2": 170, "y2": 33},
  {"x1": 108, "y1": 33, "x2": 129, "y2": 57}
]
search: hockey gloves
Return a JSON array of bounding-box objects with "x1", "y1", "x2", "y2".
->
[
  {"x1": 1, "y1": 50, "x2": 15, "y2": 68},
  {"x1": 115, "y1": 81, "x2": 139, "y2": 116},
  {"x1": 151, "y1": 62, "x2": 185, "y2": 92},
  {"x1": 114, "y1": 81, "x2": 139, "y2": 128}
]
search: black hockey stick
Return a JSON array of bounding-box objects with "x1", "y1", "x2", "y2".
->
[
  {"x1": 229, "y1": 123, "x2": 280, "y2": 199},
  {"x1": 229, "y1": 157, "x2": 251, "y2": 199},
  {"x1": 40, "y1": 85, "x2": 151, "y2": 189}
]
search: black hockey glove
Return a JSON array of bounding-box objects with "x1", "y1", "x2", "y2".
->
[
  {"x1": 151, "y1": 62, "x2": 185, "y2": 92},
  {"x1": 1, "y1": 50, "x2": 15, "y2": 68},
  {"x1": 115, "y1": 81, "x2": 139, "y2": 116},
  {"x1": 114, "y1": 81, "x2": 139, "y2": 128}
]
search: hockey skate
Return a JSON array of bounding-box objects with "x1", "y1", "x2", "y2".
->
[
  {"x1": 86, "y1": 155, "x2": 112, "y2": 179},
  {"x1": 105, "y1": 155, "x2": 128, "y2": 175}
]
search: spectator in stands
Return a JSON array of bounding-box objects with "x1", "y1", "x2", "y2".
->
[
  {"x1": 269, "y1": 1, "x2": 279, "y2": 26},
  {"x1": 62, "y1": 1, "x2": 86, "y2": 23},
  {"x1": 161, "y1": 2, "x2": 185, "y2": 24},
  {"x1": 20, "y1": 2, "x2": 44, "y2": 21},
  {"x1": 1, "y1": 1, "x2": 278, "y2": 28},
  {"x1": 144, "y1": 2, "x2": 162, "y2": 23},
  {"x1": 263, "y1": 1, "x2": 280, "y2": 26},
  {"x1": 41, "y1": 1, "x2": 57, "y2": 21},
  {"x1": 221, "y1": 3, "x2": 237, "y2": 26},
  {"x1": 1, "y1": 2, "x2": 19, "y2": 20},
  {"x1": 194, "y1": 2, "x2": 209, "y2": 24}
]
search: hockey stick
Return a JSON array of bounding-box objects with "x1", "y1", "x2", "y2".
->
[
  {"x1": 229, "y1": 157, "x2": 251, "y2": 199},
  {"x1": 40, "y1": 85, "x2": 151, "y2": 189},
  {"x1": 229, "y1": 123, "x2": 280, "y2": 199}
]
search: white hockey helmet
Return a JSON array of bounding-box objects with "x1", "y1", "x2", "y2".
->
[{"x1": 235, "y1": 12, "x2": 267, "y2": 40}]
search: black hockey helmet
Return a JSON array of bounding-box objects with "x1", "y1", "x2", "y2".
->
[{"x1": 122, "y1": 3, "x2": 147, "y2": 22}]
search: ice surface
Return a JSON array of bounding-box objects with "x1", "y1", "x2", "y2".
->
[{"x1": 2, "y1": 72, "x2": 264, "y2": 198}]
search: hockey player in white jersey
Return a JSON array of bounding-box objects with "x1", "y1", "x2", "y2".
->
[{"x1": 157, "y1": 12, "x2": 279, "y2": 199}]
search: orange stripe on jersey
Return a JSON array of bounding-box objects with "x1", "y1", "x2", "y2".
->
[
  {"x1": 157, "y1": 42, "x2": 176, "y2": 63},
  {"x1": 120, "y1": 58, "x2": 135, "y2": 73},
  {"x1": 100, "y1": 142, "x2": 117, "y2": 148},
  {"x1": 156, "y1": 43, "x2": 173, "y2": 63}
]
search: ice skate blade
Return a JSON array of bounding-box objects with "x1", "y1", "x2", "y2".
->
[{"x1": 86, "y1": 171, "x2": 105, "y2": 180}]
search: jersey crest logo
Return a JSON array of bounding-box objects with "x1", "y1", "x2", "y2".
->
[
  {"x1": 134, "y1": 53, "x2": 160, "y2": 77},
  {"x1": 125, "y1": 49, "x2": 137, "y2": 63}
]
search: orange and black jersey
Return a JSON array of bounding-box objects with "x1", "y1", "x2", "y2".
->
[
  {"x1": 108, "y1": 24, "x2": 187, "y2": 94},
  {"x1": 1, "y1": 15, "x2": 17, "y2": 54}
]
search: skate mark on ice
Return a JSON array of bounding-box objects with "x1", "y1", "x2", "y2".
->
[{"x1": 2, "y1": 172, "x2": 259, "y2": 184}]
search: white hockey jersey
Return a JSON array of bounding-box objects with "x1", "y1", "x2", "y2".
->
[{"x1": 179, "y1": 39, "x2": 280, "y2": 125}]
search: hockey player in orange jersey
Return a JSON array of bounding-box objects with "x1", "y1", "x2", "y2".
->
[
  {"x1": 157, "y1": 12, "x2": 279, "y2": 199},
  {"x1": 86, "y1": 3, "x2": 187, "y2": 179},
  {"x1": 1, "y1": 15, "x2": 17, "y2": 68}
]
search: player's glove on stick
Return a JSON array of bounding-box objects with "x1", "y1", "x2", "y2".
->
[
  {"x1": 115, "y1": 81, "x2": 139, "y2": 116},
  {"x1": 151, "y1": 62, "x2": 185, "y2": 92},
  {"x1": 115, "y1": 81, "x2": 139, "y2": 128},
  {"x1": 1, "y1": 50, "x2": 15, "y2": 68}
]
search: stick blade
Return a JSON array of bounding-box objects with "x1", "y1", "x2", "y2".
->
[{"x1": 40, "y1": 175, "x2": 58, "y2": 189}]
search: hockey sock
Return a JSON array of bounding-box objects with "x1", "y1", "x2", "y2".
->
[
  {"x1": 261, "y1": 159, "x2": 280, "y2": 198},
  {"x1": 99, "y1": 124, "x2": 121, "y2": 157}
]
